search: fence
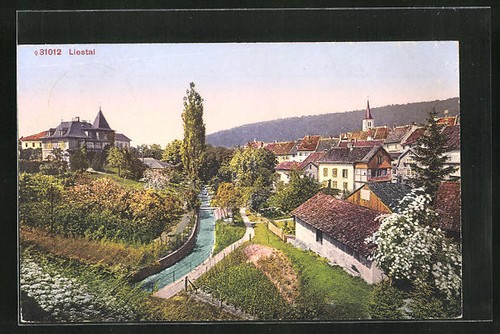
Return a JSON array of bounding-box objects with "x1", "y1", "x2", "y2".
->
[
  {"x1": 129, "y1": 211, "x2": 200, "y2": 282},
  {"x1": 267, "y1": 221, "x2": 286, "y2": 242}
]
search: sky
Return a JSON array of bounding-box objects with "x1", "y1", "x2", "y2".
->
[{"x1": 17, "y1": 42, "x2": 459, "y2": 146}]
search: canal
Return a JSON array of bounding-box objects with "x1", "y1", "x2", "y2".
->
[{"x1": 139, "y1": 189, "x2": 216, "y2": 292}]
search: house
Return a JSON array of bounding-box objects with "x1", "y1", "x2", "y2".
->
[
  {"x1": 292, "y1": 192, "x2": 385, "y2": 284},
  {"x1": 115, "y1": 133, "x2": 131, "y2": 149},
  {"x1": 338, "y1": 139, "x2": 385, "y2": 148},
  {"x1": 316, "y1": 137, "x2": 340, "y2": 152},
  {"x1": 441, "y1": 125, "x2": 461, "y2": 179},
  {"x1": 316, "y1": 146, "x2": 392, "y2": 193},
  {"x1": 19, "y1": 130, "x2": 48, "y2": 150},
  {"x1": 433, "y1": 181, "x2": 461, "y2": 240},
  {"x1": 264, "y1": 141, "x2": 296, "y2": 162},
  {"x1": 353, "y1": 146, "x2": 393, "y2": 190},
  {"x1": 383, "y1": 125, "x2": 415, "y2": 153},
  {"x1": 346, "y1": 182, "x2": 412, "y2": 213},
  {"x1": 393, "y1": 147, "x2": 418, "y2": 184},
  {"x1": 41, "y1": 108, "x2": 131, "y2": 162},
  {"x1": 295, "y1": 135, "x2": 321, "y2": 162},
  {"x1": 275, "y1": 161, "x2": 301, "y2": 184},
  {"x1": 299, "y1": 151, "x2": 326, "y2": 180},
  {"x1": 142, "y1": 157, "x2": 174, "y2": 170}
]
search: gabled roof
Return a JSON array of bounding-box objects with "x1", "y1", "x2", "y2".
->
[
  {"x1": 20, "y1": 130, "x2": 48, "y2": 141},
  {"x1": 275, "y1": 161, "x2": 301, "y2": 171},
  {"x1": 92, "y1": 109, "x2": 112, "y2": 130},
  {"x1": 292, "y1": 192, "x2": 381, "y2": 258},
  {"x1": 437, "y1": 116, "x2": 458, "y2": 126},
  {"x1": 317, "y1": 137, "x2": 340, "y2": 151},
  {"x1": 433, "y1": 182, "x2": 461, "y2": 233},
  {"x1": 342, "y1": 126, "x2": 390, "y2": 141},
  {"x1": 299, "y1": 151, "x2": 326, "y2": 169},
  {"x1": 265, "y1": 141, "x2": 295, "y2": 155},
  {"x1": 372, "y1": 127, "x2": 391, "y2": 140},
  {"x1": 402, "y1": 127, "x2": 426, "y2": 146},
  {"x1": 318, "y1": 146, "x2": 374, "y2": 164},
  {"x1": 351, "y1": 183, "x2": 412, "y2": 212},
  {"x1": 338, "y1": 140, "x2": 384, "y2": 148},
  {"x1": 441, "y1": 125, "x2": 460, "y2": 150},
  {"x1": 115, "y1": 133, "x2": 131, "y2": 142},
  {"x1": 384, "y1": 125, "x2": 413, "y2": 144},
  {"x1": 297, "y1": 135, "x2": 320, "y2": 151},
  {"x1": 142, "y1": 157, "x2": 174, "y2": 169}
]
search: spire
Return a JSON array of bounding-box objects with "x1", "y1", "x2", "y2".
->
[
  {"x1": 92, "y1": 108, "x2": 112, "y2": 129},
  {"x1": 365, "y1": 99, "x2": 373, "y2": 120}
]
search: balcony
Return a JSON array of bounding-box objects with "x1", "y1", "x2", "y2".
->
[{"x1": 367, "y1": 174, "x2": 392, "y2": 182}]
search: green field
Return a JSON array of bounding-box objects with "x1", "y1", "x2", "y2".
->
[{"x1": 212, "y1": 218, "x2": 246, "y2": 255}]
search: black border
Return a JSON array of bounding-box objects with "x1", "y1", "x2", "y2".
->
[{"x1": 2, "y1": 3, "x2": 495, "y2": 334}]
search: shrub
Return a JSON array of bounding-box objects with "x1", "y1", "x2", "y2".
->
[{"x1": 369, "y1": 280, "x2": 406, "y2": 320}]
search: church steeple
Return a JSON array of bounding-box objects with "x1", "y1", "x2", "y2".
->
[{"x1": 362, "y1": 99, "x2": 375, "y2": 131}]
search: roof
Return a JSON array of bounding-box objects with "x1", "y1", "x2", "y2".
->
[
  {"x1": 338, "y1": 140, "x2": 384, "y2": 148},
  {"x1": 265, "y1": 141, "x2": 295, "y2": 155},
  {"x1": 115, "y1": 133, "x2": 131, "y2": 142},
  {"x1": 317, "y1": 137, "x2": 340, "y2": 151},
  {"x1": 342, "y1": 127, "x2": 390, "y2": 141},
  {"x1": 384, "y1": 125, "x2": 413, "y2": 144},
  {"x1": 42, "y1": 120, "x2": 93, "y2": 140},
  {"x1": 299, "y1": 151, "x2": 326, "y2": 168},
  {"x1": 355, "y1": 183, "x2": 412, "y2": 212},
  {"x1": 20, "y1": 130, "x2": 48, "y2": 141},
  {"x1": 402, "y1": 127, "x2": 426, "y2": 146},
  {"x1": 297, "y1": 135, "x2": 320, "y2": 151},
  {"x1": 292, "y1": 192, "x2": 381, "y2": 257},
  {"x1": 433, "y1": 182, "x2": 461, "y2": 233},
  {"x1": 275, "y1": 161, "x2": 301, "y2": 171},
  {"x1": 365, "y1": 100, "x2": 373, "y2": 119},
  {"x1": 441, "y1": 125, "x2": 460, "y2": 150},
  {"x1": 437, "y1": 116, "x2": 458, "y2": 126},
  {"x1": 318, "y1": 146, "x2": 374, "y2": 164},
  {"x1": 372, "y1": 127, "x2": 391, "y2": 140},
  {"x1": 92, "y1": 109, "x2": 112, "y2": 130},
  {"x1": 142, "y1": 157, "x2": 174, "y2": 169}
]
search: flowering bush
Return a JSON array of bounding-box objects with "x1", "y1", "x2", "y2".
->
[{"x1": 367, "y1": 188, "x2": 461, "y2": 300}]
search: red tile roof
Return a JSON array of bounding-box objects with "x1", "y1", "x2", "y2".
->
[
  {"x1": 275, "y1": 161, "x2": 301, "y2": 171},
  {"x1": 297, "y1": 135, "x2": 320, "y2": 151},
  {"x1": 246, "y1": 140, "x2": 265, "y2": 149},
  {"x1": 402, "y1": 127, "x2": 426, "y2": 146},
  {"x1": 292, "y1": 192, "x2": 381, "y2": 257},
  {"x1": 384, "y1": 125, "x2": 413, "y2": 143},
  {"x1": 299, "y1": 151, "x2": 326, "y2": 169},
  {"x1": 437, "y1": 116, "x2": 458, "y2": 126},
  {"x1": 265, "y1": 141, "x2": 295, "y2": 155},
  {"x1": 441, "y1": 125, "x2": 460, "y2": 150},
  {"x1": 433, "y1": 182, "x2": 461, "y2": 233},
  {"x1": 20, "y1": 130, "x2": 47, "y2": 141},
  {"x1": 373, "y1": 127, "x2": 391, "y2": 140}
]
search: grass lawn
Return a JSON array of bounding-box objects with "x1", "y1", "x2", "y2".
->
[
  {"x1": 88, "y1": 170, "x2": 144, "y2": 189},
  {"x1": 273, "y1": 219, "x2": 295, "y2": 234},
  {"x1": 212, "y1": 219, "x2": 246, "y2": 255},
  {"x1": 251, "y1": 223, "x2": 373, "y2": 319}
]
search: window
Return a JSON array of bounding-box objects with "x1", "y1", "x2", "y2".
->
[
  {"x1": 32, "y1": 143, "x2": 35, "y2": 147},
  {"x1": 377, "y1": 155, "x2": 383, "y2": 164},
  {"x1": 332, "y1": 181, "x2": 338, "y2": 189},
  {"x1": 332, "y1": 168, "x2": 338, "y2": 177},
  {"x1": 323, "y1": 168, "x2": 328, "y2": 177},
  {"x1": 342, "y1": 169, "x2": 348, "y2": 178},
  {"x1": 316, "y1": 229, "x2": 323, "y2": 244},
  {"x1": 24, "y1": 143, "x2": 28, "y2": 148},
  {"x1": 343, "y1": 182, "x2": 348, "y2": 190}
]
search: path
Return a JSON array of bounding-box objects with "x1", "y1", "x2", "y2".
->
[{"x1": 153, "y1": 207, "x2": 255, "y2": 299}]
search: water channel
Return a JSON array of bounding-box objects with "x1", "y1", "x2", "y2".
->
[{"x1": 139, "y1": 188, "x2": 216, "y2": 292}]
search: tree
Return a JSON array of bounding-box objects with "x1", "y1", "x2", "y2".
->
[
  {"x1": 368, "y1": 188, "x2": 462, "y2": 301},
  {"x1": 107, "y1": 147, "x2": 145, "y2": 180},
  {"x1": 107, "y1": 146, "x2": 126, "y2": 176},
  {"x1": 138, "y1": 144, "x2": 163, "y2": 160},
  {"x1": 412, "y1": 108, "x2": 457, "y2": 198},
  {"x1": 211, "y1": 182, "x2": 242, "y2": 219},
  {"x1": 181, "y1": 82, "x2": 206, "y2": 185},
  {"x1": 69, "y1": 145, "x2": 89, "y2": 171},
  {"x1": 162, "y1": 139, "x2": 183, "y2": 167},
  {"x1": 200, "y1": 145, "x2": 234, "y2": 184},
  {"x1": 229, "y1": 147, "x2": 277, "y2": 188},
  {"x1": 269, "y1": 170, "x2": 320, "y2": 213}
]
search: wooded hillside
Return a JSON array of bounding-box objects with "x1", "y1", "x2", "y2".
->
[{"x1": 206, "y1": 98, "x2": 459, "y2": 147}]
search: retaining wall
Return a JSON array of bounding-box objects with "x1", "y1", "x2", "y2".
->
[{"x1": 129, "y1": 211, "x2": 200, "y2": 282}]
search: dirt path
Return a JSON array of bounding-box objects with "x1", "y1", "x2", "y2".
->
[{"x1": 153, "y1": 207, "x2": 254, "y2": 300}]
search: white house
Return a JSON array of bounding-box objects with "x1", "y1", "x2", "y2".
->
[{"x1": 292, "y1": 192, "x2": 385, "y2": 284}]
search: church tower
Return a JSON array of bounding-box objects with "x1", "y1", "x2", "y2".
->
[{"x1": 362, "y1": 99, "x2": 374, "y2": 131}]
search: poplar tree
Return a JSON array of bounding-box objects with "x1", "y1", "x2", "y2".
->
[
  {"x1": 412, "y1": 108, "x2": 457, "y2": 198},
  {"x1": 181, "y1": 82, "x2": 206, "y2": 186}
]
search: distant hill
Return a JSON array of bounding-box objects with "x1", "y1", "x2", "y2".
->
[{"x1": 206, "y1": 98, "x2": 459, "y2": 147}]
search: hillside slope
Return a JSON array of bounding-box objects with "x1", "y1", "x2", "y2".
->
[{"x1": 206, "y1": 98, "x2": 459, "y2": 147}]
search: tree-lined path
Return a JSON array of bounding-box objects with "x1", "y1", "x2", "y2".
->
[{"x1": 153, "y1": 208, "x2": 254, "y2": 299}]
